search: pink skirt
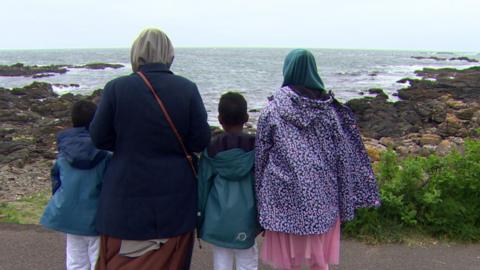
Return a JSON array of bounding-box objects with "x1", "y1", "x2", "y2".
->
[{"x1": 260, "y1": 219, "x2": 340, "y2": 270}]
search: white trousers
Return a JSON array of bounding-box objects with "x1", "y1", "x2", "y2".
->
[
  {"x1": 66, "y1": 234, "x2": 100, "y2": 270},
  {"x1": 213, "y1": 244, "x2": 258, "y2": 270}
]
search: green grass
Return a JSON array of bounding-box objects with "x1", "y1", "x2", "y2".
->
[{"x1": 0, "y1": 191, "x2": 50, "y2": 224}]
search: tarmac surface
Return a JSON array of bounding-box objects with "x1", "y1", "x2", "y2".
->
[{"x1": 1, "y1": 223, "x2": 479, "y2": 270}]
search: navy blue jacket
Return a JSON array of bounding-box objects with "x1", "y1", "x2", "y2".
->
[{"x1": 90, "y1": 63, "x2": 211, "y2": 240}]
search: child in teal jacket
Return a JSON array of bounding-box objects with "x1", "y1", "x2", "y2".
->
[
  {"x1": 40, "y1": 100, "x2": 110, "y2": 270},
  {"x1": 198, "y1": 92, "x2": 260, "y2": 270}
]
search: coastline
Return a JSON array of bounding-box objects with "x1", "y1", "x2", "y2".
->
[
  {"x1": 2, "y1": 49, "x2": 478, "y2": 124},
  {"x1": 1, "y1": 64, "x2": 480, "y2": 201}
]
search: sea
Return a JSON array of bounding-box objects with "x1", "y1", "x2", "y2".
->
[{"x1": 0, "y1": 48, "x2": 478, "y2": 124}]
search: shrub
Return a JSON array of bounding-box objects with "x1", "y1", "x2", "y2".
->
[{"x1": 343, "y1": 139, "x2": 480, "y2": 242}]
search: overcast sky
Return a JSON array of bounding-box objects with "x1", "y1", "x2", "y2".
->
[{"x1": 1, "y1": 0, "x2": 478, "y2": 51}]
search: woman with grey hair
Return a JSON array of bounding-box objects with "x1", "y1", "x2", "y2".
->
[{"x1": 90, "y1": 28, "x2": 211, "y2": 269}]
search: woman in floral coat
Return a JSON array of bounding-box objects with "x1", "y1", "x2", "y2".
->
[{"x1": 255, "y1": 49, "x2": 380, "y2": 270}]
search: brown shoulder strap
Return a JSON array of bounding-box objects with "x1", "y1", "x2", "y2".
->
[{"x1": 137, "y1": 71, "x2": 197, "y2": 176}]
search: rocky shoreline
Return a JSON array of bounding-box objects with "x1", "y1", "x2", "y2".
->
[
  {"x1": 0, "y1": 62, "x2": 124, "y2": 78},
  {"x1": 1, "y1": 65, "x2": 480, "y2": 201},
  {"x1": 348, "y1": 66, "x2": 480, "y2": 160},
  {"x1": 0, "y1": 82, "x2": 101, "y2": 200},
  {"x1": 411, "y1": 56, "x2": 478, "y2": 63}
]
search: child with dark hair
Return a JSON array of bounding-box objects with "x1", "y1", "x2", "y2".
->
[
  {"x1": 218, "y1": 92, "x2": 249, "y2": 127},
  {"x1": 198, "y1": 92, "x2": 260, "y2": 270},
  {"x1": 41, "y1": 100, "x2": 111, "y2": 270},
  {"x1": 71, "y1": 100, "x2": 98, "y2": 128}
]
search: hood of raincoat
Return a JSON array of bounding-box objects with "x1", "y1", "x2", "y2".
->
[
  {"x1": 203, "y1": 148, "x2": 254, "y2": 181},
  {"x1": 272, "y1": 86, "x2": 333, "y2": 128},
  {"x1": 57, "y1": 127, "x2": 108, "y2": 169}
]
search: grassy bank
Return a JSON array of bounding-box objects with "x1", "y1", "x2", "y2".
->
[
  {"x1": 0, "y1": 191, "x2": 49, "y2": 224},
  {"x1": 1, "y1": 140, "x2": 479, "y2": 244}
]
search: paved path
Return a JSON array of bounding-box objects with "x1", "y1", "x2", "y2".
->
[{"x1": 1, "y1": 223, "x2": 479, "y2": 270}]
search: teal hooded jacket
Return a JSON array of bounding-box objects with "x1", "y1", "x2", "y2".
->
[
  {"x1": 197, "y1": 148, "x2": 259, "y2": 249},
  {"x1": 40, "y1": 128, "x2": 110, "y2": 236}
]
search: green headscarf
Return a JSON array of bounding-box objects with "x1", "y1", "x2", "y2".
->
[{"x1": 282, "y1": 49, "x2": 326, "y2": 91}]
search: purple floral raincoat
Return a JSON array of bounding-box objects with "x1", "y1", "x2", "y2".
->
[{"x1": 255, "y1": 86, "x2": 380, "y2": 235}]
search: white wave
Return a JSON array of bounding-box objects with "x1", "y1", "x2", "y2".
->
[{"x1": 52, "y1": 84, "x2": 81, "y2": 95}]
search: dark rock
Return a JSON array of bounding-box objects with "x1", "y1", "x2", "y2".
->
[
  {"x1": 0, "y1": 88, "x2": 16, "y2": 109},
  {"x1": 42, "y1": 151, "x2": 57, "y2": 159},
  {"x1": 437, "y1": 114, "x2": 467, "y2": 137},
  {"x1": 0, "y1": 82, "x2": 98, "y2": 168},
  {"x1": 397, "y1": 78, "x2": 411, "y2": 84},
  {"x1": 0, "y1": 63, "x2": 67, "y2": 77},
  {"x1": 32, "y1": 73, "x2": 55, "y2": 78},
  {"x1": 0, "y1": 141, "x2": 29, "y2": 155},
  {"x1": 89, "y1": 89, "x2": 104, "y2": 104},
  {"x1": 418, "y1": 134, "x2": 442, "y2": 146},
  {"x1": 368, "y1": 88, "x2": 388, "y2": 100},
  {"x1": 31, "y1": 98, "x2": 71, "y2": 118},
  {"x1": 346, "y1": 97, "x2": 412, "y2": 139},
  {"x1": 401, "y1": 112, "x2": 420, "y2": 125},
  {"x1": 436, "y1": 140, "x2": 457, "y2": 156},
  {"x1": 52, "y1": 83, "x2": 80, "y2": 88},
  {"x1": 411, "y1": 56, "x2": 447, "y2": 61},
  {"x1": 10, "y1": 82, "x2": 57, "y2": 99},
  {"x1": 0, "y1": 62, "x2": 124, "y2": 78},
  {"x1": 414, "y1": 67, "x2": 458, "y2": 79},
  {"x1": 0, "y1": 82, "x2": 81, "y2": 166},
  {"x1": 455, "y1": 108, "x2": 476, "y2": 120},
  {"x1": 0, "y1": 127, "x2": 16, "y2": 138},
  {"x1": 413, "y1": 100, "x2": 447, "y2": 123},
  {"x1": 449, "y1": 57, "x2": 478, "y2": 63},
  {"x1": 375, "y1": 93, "x2": 388, "y2": 100},
  {"x1": 397, "y1": 80, "x2": 442, "y2": 100},
  {"x1": 345, "y1": 98, "x2": 374, "y2": 114},
  {"x1": 248, "y1": 109, "x2": 260, "y2": 113},
  {"x1": 75, "y1": 63, "x2": 124, "y2": 70},
  {"x1": 59, "y1": 93, "x2": 78, "y2": 102},
  {"x1": 407, "y1": 67, "x2": 480, "y2": 100},
  {"x1": 0, "y1": 109, "x2": 39, "y2": 123},
  {"x1": 0, "y1": 148, "x2": 30, "y2": 166},
  {"x1": 368, "y1": 88, "x2": 385, "y2": 95},
  {"x1": 346, "y1": 66, "x2": 480, "y2": 140}
]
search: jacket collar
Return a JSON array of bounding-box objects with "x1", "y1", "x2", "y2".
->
[{"x1": 137, "y1": 63, "x2": 173, "y2": 74}]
